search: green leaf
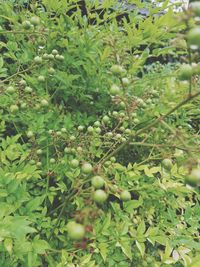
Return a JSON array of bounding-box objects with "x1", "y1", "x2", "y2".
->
[
  {"x1": 136, "y1": 241, "x2": 145, "y2": 257},
  {"x1": 119, "y1": 240, "x2": 132, "y2": 260}
]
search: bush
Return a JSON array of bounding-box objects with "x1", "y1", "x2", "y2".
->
[{"x1": 0, "y1": 1, "x2": 200, "y2": 266}]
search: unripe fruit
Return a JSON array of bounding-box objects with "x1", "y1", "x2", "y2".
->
[
  {"x1": 69, "y1": 135, "x2": 76, "y2": 141},
  {"x1": 82, "y1": 163, "x2": 93, "y2": 174},
  {"x1": 55, "y1": 55, "x2": 64, "y2": 61},
  {"x1": 94, "y1": 121, "x2": 101, "y2": 127},
  {"x1": 36, "y1": 149, "x2": 43, "y2": 155},
  {"x1": 116, "y1": 134, "x2": 122, "y2": 140},
  {"x1": 40, "y1": 99, "x2": 49, "y2": 107},
  {"x1": 36, "y1": 162, "x2": 42, "y2": 167},
  {"x1": 61, "y1": 127, "x2": 67, "y2": 133},
  {"x1": 64, "y1": 147, "x2": 71, "y2": 153},
  {"x1": 48, "y1": 130, "x2": 53, "y2": 134},
  {"x1": 66, "y1": 222, "x2": 85, "y2": 240},
  {"x1": 162, "y1": 158, "x2": 173, "y2": 171},
  {"x1": 110, "y1": 157, "x2": 116, "y2": 163},
  {"x1": 20, "y1": 102, "x2": 27, "y2": 109},
  {"x1": 50, "y1": 158, "x2": 56, "y2": 164},
  {"x1": 120, "y1": 190, "x2": 131, "y2": 201},
  {"x1": 10, "y1": 105, "x2": 19, "y2": 113},
  {"x1": 91, "y1": 176, "x2": 105, "y2": 189},
  {"x1": 30, "y1": 16, "x2": 40, "y2": 26},
  {"x1": 110, "y1": 65, "x2": 126, "y2": 75},
  {"x1": 38, "y1": 75, "x2": 45, "y2": 82},
  {"x1": 125, "y1": 129, "x2": 131, "y2": 135},
  {"x1": 30, "y1": 159, "x2": 36, "y2": 165},
  {"x1": 121, "y1": 77, "x2": 130, "y2": 86},
  {"x1": 22, "y1": 20, "x2": 31, "y2": 30},
  {"x1": 77, "y1": 146, "x2": 83, "y2": 153},
  {"x1": 112, "y1": 111, "x2": 118, "y2": 117},
  {"x1": 48, "y1": 67, "x2": 55, "y2": 74},
  {"x1": 47, "y1": 54, "x2": 54, "y2": 60},
  {"x1": 87, "y1": 126, "x2": 94, "y2": 133},
  {"x1": 6, "y1": 86, "x2": 16, "y2": 93},
  {"x1": 110, "y1": 84, "x2": 120, "y2": 95},
  {"x1": 78, "y1": 125, "x2": 84, "y2": 131},
  {"x1": 119, "y1": 101, "x2": 126, "y2": 108},
  {"x1": 10, "y1": 104, "x2": 19, "y2": 113},
  {"x1": 106, "y1": 132, "x2": 113, "y2": 138},
  {"x1": 27, "y1": 131, "x2": 34, "y2": 138},
  {"x1": 102, "y1": 115, "x2": 110, "y2": 124},
  {"x1": 190, "y1": 2, "x2": 200, "y2": 17},
  {"x1": 52, "y1": 49, "x2": 58, "y2": 55},
  {"x1": 133, "y1": 118, "x2": 140, "y2": 124},
  {"x1": 70, "y1": 159, "x2": 79, "y2": 168},
  {"x1": 178, "y1": 64, "x2": 193, "y2": 81},
  {"x1": 187, "y1": 27, "x2": 200, "y2": 47},
  {"x1": 24, "y1": 86, "x2": 33, "y2": 93},
  {"x1": 19, "y1": 79, "x2": 27, "y2": 86},
  {"x1": 56, "y1": 131, "x2": 62, "y2": 136},
  {"x1": 93, "y1": 189, "x2": 107, "y2": 204},
  {"x1": 43, "y1": 53, "x2": 49, "y2": 60},
  {"x1": 185, "y1": 168, "x2": 200, "y2": 186},
  {"x1": 95, "y1": 127, "x2": 101, "y2": 134},
  {"x1": 34, "y1": 56, "x2": 42, "y2": 64}
]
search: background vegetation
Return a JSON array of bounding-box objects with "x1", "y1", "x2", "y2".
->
[{"x1": 0, "y1": 0, "x2": 199, "y2": 266}]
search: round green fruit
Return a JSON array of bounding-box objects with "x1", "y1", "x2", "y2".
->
[
  {"x1": 78, "y1": 125, "x2": 84, "y2": 131},
  {"x1": 19, "y1": 79, "x2": 27, "y2": 86},
  {"x1": 55, "y1": 55, "x2": 64, "y2": 61},
  {"x1": 52, "y1": 49, "x2": 58, "y2": 55},
  {"x1": 20, "y1": 102, "x2": 27, "y2": 109},
  {"x1": 6, "y1": 86, "x2": 15, "y2": 93},
  {"x1": 67, "y1": 222, "x2": 85, "y2": 240},
  {"x1": 10, "y1": 104, "x2": 19, "y2": 113},
  {"x1": 36, "y1": 162, "x2": 42, "y2": 167},
  {"x1": 187, "y1": 27, "x2": 200, "y2": 47},
  {"x1": 91, "y1": 176, "x2": 105, "y2": 189},
  {"x1": 36, "y1": 149, "x2": 43, "y2": 155},
  {"x1": 38, "y1": 75, "x2": 45, "y2": 82},
  {"x1": 102, "y1": 115, "x2": 110, "y2": 124},
  {"x1": 110, "y1": 84, "x2": 120, "y2": 95},
  {"x1": 70, "y1": 159, "x2": 79, "y2": 168},
  {"x1": 22, "y1": 20, "x2": 31, "y2": 30},
  {"x1": 34, "y1": 56, "x2": 42, "y2": 64},
  {"x1": 50, "y1": 158, "x2": 56, "y2": 164},
  {"x1": 40, "y1": 99, "x2": 49, "y2": 107},
  {"x1": 64, "y1": 147, "x2": 71, "y2": 154},
  {"x1": 110, "y1": 65, "x2": 126, "y2": 75},
  {"x1": 121, "y1": 77, "x2": 130, "y2": 86},
  {"x1": 162, "y1": 158, "x2": 173, "y2": 171},
  {"x1": 94, "y1": 121, "x2": 101, "y2": 127},
  {"x1": 110, "y1": 157, "x2": 116, "y2": 163},
  {"x1": 30, "y1": 16, "x2": 40, "y2": 26},
  {"x1": 93, "y1": 189, "x2": 108, "y2": 204},
  {"x1": 24, "y1": 86, "x2": 33, "y2": 93},
  {"x1": 48, "y1": 67, "x2": 55, "y2": 74},
  {"x1": 61, "y1": 127, "x2": 67, "y2": 133},
  {"x1": 120, "y1": 190, "x2": 131, "y2": 201},
  {"x1": 178, "y1": 64, "x2": 193, "y2": 81},
  {"x1": 87, "y1": 126, "x2": 94, "y2": 133},
  {"x1": 95, "y1": 127, "x2": 101, "y2": 134},
  {"x1": 82, "y1": 163, "x2": 93, "y2": 174},
  {"x1": 185, "y1": 168, "x2": 200, "y2": 186},
  {"x1": 190, "y1": 2, "x2": 200, "y2": 17},
  {"x1": 27, "y1": 131, "x2": 34, "y2": 138}
]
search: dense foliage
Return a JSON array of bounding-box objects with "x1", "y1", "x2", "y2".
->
[{"x1": 0, "y1": 1, "x2": 200, "y2": 266}]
